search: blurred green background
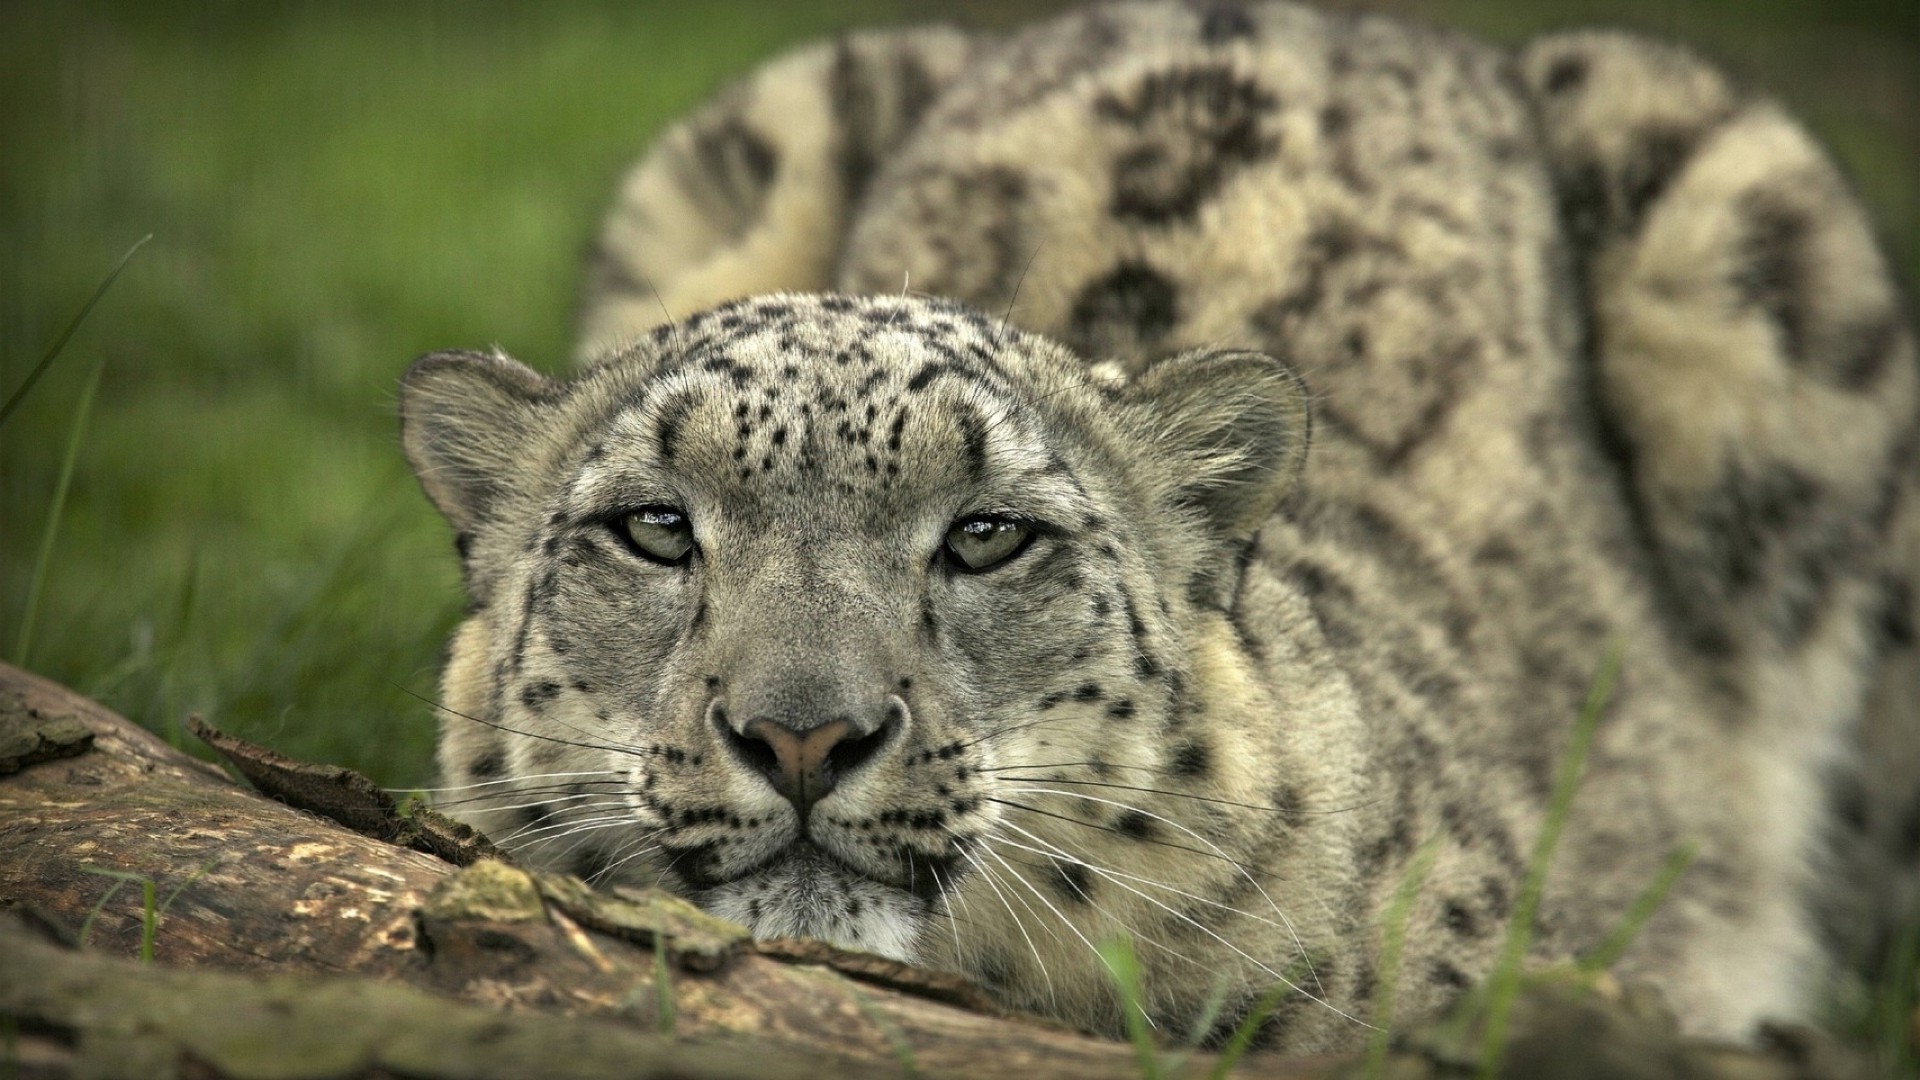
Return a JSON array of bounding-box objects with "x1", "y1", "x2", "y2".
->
[{"x1": 2, "y1": 0, "x2": 1915, "y2": 792}]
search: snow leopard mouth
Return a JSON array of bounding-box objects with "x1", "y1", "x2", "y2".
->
[
  {"x1": 679, "y1": 841, "x2": 957, "y2": 960},
  {"x1": 667, "y1": 838, "x2": 959, "y2": 906}
]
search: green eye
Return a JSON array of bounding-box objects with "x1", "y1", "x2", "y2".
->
[
  {"x1": 943, "y1": 516, "x2": 1034, "y2": 573},
  {"x1": 616, "y1": 507, "x2": 694, "y2": 565}
]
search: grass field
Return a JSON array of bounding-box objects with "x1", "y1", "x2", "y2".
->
[{"x1": 2, "y1": 0, "x2": 1915, "y2": 1068}]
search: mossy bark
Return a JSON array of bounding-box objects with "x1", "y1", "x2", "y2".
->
[{"x1": 0, "y1": 662, "x2": 1323, "y2": 1078}]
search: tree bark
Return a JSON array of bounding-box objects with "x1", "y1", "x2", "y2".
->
[
  {"x1": 0, "y1": 662, "x2": 1880, "y2": 1079},
  {"x1": 0, "y1": 661, "x2": 1339, "y2": 1079}
]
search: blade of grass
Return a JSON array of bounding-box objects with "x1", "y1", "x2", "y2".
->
[
  {"x1": 1367, "y1": 836, "x2": 1443, "y2": 1079},
  {"x1": 1477, "y1": 641, "x2": 1624, "y2": 1079},
  {"x1": 1183, "y1": 973, "x2": 1236, "y2": 1048},
  {"x1": 1867, "y1": 904, "x2": 1920, "y2": 1074},
  {"x1": 13, "y1": 358, "x2": 105, "y2": 668},
  {"x1": 1098, "y1": 934, "x2": 1162, "y2": 1080},
  {"x1": 138, "y1": 877, "x2": 158, "y2": 963},
  {"x1": 0, "y1": 234, "x2": 149, "y2": 429},
  {"x1": 157, "y1": 858, "x2": 220, "y2": 923},
  {"x1": 164, "y1": 554, "x2": 205, "y2": 747},
  {"x1": 1578, "y1": 841, "x2": 1696, "y2": 974},
  {"x1": 1208, "y1": 972, "x2": 1304, "y2": 1080},
  {"x1": 77, "y1": 867, "x2": 158, "y2": 963},
  {"x1": 76, "y1": 876, "x2": 132, "y2": 949},
  {"x1": 652, "y1": 942, "x2": 676, "y2": 1036}
]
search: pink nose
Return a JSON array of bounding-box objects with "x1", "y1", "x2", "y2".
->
[
  {"x1": 738, "y1": 717, "x2": 854, "y2": 811},
  {"x1": 711, "y1": 695, "x2": 903, "y2": 817}
]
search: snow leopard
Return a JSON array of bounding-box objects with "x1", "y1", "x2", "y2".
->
[{"x1": 400, "y1": 1, "x2": 1919, "y2": 1054}]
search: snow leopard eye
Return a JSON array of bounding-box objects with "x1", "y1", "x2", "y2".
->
[
  {"x1": 943, "y1": 515, "x2": 1034, "y2": 573},
  {"x1": 614, "y1": 507, "x2": 694, "y2": 566}
]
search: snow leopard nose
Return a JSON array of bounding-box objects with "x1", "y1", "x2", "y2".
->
[{"x1": 713, "y1": 700, "x2": 903, "y2": 816}]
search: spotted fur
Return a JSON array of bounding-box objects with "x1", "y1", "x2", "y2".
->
[{"x1": 404, "y1": 3, "x2": 1918, "y2": 1054}]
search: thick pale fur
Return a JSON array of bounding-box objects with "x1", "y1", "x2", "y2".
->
[{"x1": 404, "y1": 3, "x2": 1919, "y2": 1054}]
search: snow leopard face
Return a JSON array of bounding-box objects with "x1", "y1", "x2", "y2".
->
[{"x1": 403, "y1": 292, "x2": 1307, "y2": 975}]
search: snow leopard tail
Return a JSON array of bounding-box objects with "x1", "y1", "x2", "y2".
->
[
  {"x1": 1515, "y1": 29, "x2": 1919, "y2": 980},
  {"x1": 575, "y1": 27, "x2": 985, "y2": 364}
]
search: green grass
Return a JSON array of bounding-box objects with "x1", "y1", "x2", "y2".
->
[
  {"x1": 1831, "y1": 910, "x2": 1920, "y2": 1078},
  {"x1": 1475, "y1": 644, "x2": 1623, "y2": 1077},
  {"x1": 1367, "y1": 838, "x2": 1442, "y2": 1078},
  {"x1": 76, "y1": 860, "x2": 215, "y2": 964},
  {"x1": 0, "y1": 233, "x2": 148, "y2": 428},
  {"x1": 1098, "y1": 935, "x2": 1165, "y2": 1080},
  {"x1": 1089, "y1": 934, "x2": 1313, "y2": 1077},
  {"x1": 1204, "y1": 978, "x2": 1299, "y2": 1078},
  {"x1": 12, "y1": 356, "x2": 105, "y2": 668},
  {"x1": 1576, "y1": 842, "x2": 1697, "y2": 976}
]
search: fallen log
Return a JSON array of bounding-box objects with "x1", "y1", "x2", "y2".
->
[
  {"x1": 0, "y1": 662, "x2": 1880, "y2": 1079},
  {"x1": 0, "y1": 661, "x2": 1324, "y2": 1078}
]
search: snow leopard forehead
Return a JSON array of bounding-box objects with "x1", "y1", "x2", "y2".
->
[{"x1": 561, "y1": 293, "x2": 1125, "y2": 536}]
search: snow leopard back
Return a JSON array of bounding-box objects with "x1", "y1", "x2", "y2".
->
[{"x1": 412, "y1": 1, "x2": 1918, "y2": 1052}]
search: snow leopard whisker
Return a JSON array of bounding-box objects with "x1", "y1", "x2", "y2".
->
[
  {"x1": 993, "y1": 798, "x2": 1327, "y2": 998},
  {"x1": 953, "y1": 710, "x2": 1081, "y2": 753},
  {"x1": 401, "y1": 687, "x2": 657, "y2": 762},
  {"x1": 495, "y1": 812, "x2": 635, "y2": 847},
  {"x1": 927, "y1": 861, "x2": 971, "y2": 970},
  {"x1": 974, "y1": 830, "x2": 1077, "y2": 949},
  {"x1": 506, "y1": 825, "x2": 645, "y2": 871},
  {"x1": 985, "y1": 769, "x2": 1371, "y2": 817},
  {"x1": 967, "y1": 834, "x2": 1071, "y2": 957},
  {"x1": 987, "y1": 821, "x2": 1323, "y2": 991},
  {"x1": 1000, "y1": 784, "x2": 1328, "y2": 1000},
  {"x1": 637, "y1": 268, "x2": 678, "y2": 346},
  {"x1": 977, "y1": 839, "x2": 1123, "y2": 1017},
  {"x1": 485, "y1": 789, "x2": 631, "y2": 812},
  {"x1": 510, "y1": 698, "x2": 672, "y2": 760},
  {"x1": 458, "y1": 783, "x2": 628, "y2": 803},
  {"x1": 478, "y1": 792, "x2": 630, "y2": 820},
  {"x1": 979, "y1": 837, "x2": 1204, "y2": 1029},
  {"x1": 654, "y1": 842, "x2": 708, "y2": 886},
  {"x1": 492, "y1": 809, "x2": 638, "y2": 847},
  {"x1": 958, "y1": 841, "x2": 1060, "y2": 1007},
  {"x1": 399, "y1": 769, "x2": 628, "y2": 795},
  {"x1": 589, "y1": 838, "x2": 664, "y2": 886},
  {"x1": 404, "y1": 679, "x2": 702, "y2": 766},
  {"x1": 539, "y1": 824, "x2": 623, "y2": 869},
  {"x1": 989, "y1": 821, "x2": 1347, "y2": 1023},
  {"x1": 976, "y1": 760, "x2": 1183, "y2": 777},
  {"x1": 441, "y1": 792, "x2": 629, "y2": 820},
  {"x1": 986, "y1": 839, "x2": 1236, "y2": 975},
  {"x1": 427, "y1": 784, "x2": 629, "y2": 811},
  {"x1": 987, "y1": 821, "x2": 1313, "y2": 940},
  {"x1": 997, "y1": 239, "x2": 1047, "y2": 340},
  {"x1": 487, "y1": 799, "x2": 629, "y2": 841},
  {"x1": 983, "y1": 795, "x2": 1259, "y2": 874},
  {"x1": 978, "y1": 373, "x2": 1127, "y2": 442}
]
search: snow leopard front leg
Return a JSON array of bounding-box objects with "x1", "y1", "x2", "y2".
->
[
  {"x1": 576, "y1": 26, "x2": 986, "y2": 362},
  {"x1": 1515, "y1": 29, "x2": 1920, "y2": 991}
]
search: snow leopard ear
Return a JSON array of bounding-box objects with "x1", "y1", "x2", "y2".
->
[
  {"x1": 400, "y1": 349, "x2": 558, "y2": 532},
  {"x1": 1128, "y1": 348, "x2": 1312, "y2": 538}
]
